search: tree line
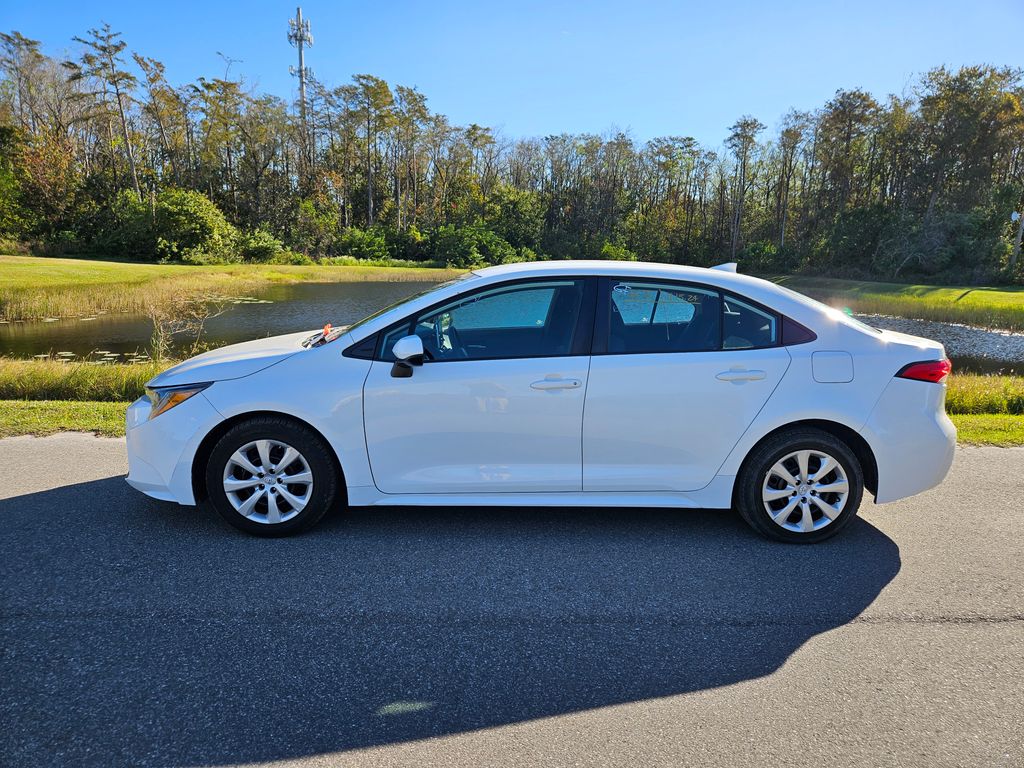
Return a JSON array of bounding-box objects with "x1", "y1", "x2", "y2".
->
[{"x1": 1, "y1": 25, "x2": 1023, "y2": 281}]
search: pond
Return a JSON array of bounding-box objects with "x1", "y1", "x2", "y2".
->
[
  {"x1": 0, "y1": 280, "x2": 1020, "y2": 375},
  {"x1": 0, "y1": 281, "x2": 438, "y2": 361}
]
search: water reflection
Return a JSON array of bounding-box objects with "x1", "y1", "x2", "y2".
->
[{"x1": 0, "y1": 281, "x2": 439, "y2": 359}]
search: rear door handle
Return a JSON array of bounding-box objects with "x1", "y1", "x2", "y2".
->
[
  {"x1": 716, "y1": 369, "x2": 767, "y2": 382},
  {"x1": 530, "y1": 378, "x2": 582, "y2": 390}
]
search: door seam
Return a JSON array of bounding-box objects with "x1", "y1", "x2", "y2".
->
[{"x1": 579, "y1": 354, "x2": 594, "y2": 491}]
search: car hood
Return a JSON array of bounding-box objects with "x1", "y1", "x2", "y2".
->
[{"x1": 146, "y1": 330, "x2": 317, "y2": 388}]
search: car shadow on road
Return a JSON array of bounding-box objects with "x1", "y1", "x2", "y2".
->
[{"x1": 1, "y1": 476, "x2": 901, "y2": 766}]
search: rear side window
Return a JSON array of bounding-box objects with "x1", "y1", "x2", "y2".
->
[
  {"x1": 722, "y1": 295, "x2": 778, "y2": 349},
  {"x1": 608, "y1": 282, "x2": 721, "y2": 354}
]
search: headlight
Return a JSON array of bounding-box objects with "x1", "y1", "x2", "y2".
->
[{"x1": 145, "y1": 383, "x2": 212, "y2": 420}]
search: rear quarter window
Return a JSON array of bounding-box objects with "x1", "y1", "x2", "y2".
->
[{"x1": 722, "y1": 295, "x2": 778, "y2": 349}]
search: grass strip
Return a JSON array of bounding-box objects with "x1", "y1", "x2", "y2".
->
[
  {"x1": 0, "y1": 358, "x2": 168, "y2": 401},
  {"x1": 772, "y1": 275, "x2": 1024, "y2": 332},
  {"x1": 0, "y1": 400, "x2": 128, "y2": 438},
  {"x1": 946, "y1": 374, "x2": 1024, "y2": 415},
  {"x1": 950, "y1": 414, "x2": 1024, "y2": 447}
]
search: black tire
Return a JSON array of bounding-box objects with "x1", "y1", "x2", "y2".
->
[
  {"x1": 734, "y1": 427, "x2": 864, "y2": 544},
  {"x1": 205, "y1": 416, "x2": 341, "y2": 537}
]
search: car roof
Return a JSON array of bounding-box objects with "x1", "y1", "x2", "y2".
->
[
  {"x1": 473, "y1": 260, "x2": 724, "y2": 281},
  {"x1": 472, "y1": 260, "x2": 783, "y2": 299}
]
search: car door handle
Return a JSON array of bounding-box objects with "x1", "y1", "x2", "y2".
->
[
  {"x1": 716, "y1": 369, "x2": 767, "y2": 382},
  {"x1": 530, "y1": 378, "x2": 582, "y2": 390}
]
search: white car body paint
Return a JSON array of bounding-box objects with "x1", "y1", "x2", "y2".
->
[
  {"x1": 147, "y1": 330, "x2": 311, "y2": 387},
  {"x1": 583, "y1": 347, "x2": 791, "y2": 491},
  {"x1": 125, "y1": 261, "x2": 956, "y2": 513},
  {"x1": 811, "y1": 350, "x2": 855, "y2": 383},
  {"x1": 363, "y1": 356, "x2": 590, "y2": 493}
]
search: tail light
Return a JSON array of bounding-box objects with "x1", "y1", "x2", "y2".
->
[{"x1": 895, "y1": 359, "x2": 952, "y2": 383}]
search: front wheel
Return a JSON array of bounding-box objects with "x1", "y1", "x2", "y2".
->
[
  {"x1": 735, "y1": 428, "x2": 864, "y2": 543},
  {"x1": 205, "y1": 416, "x2": 341, "y2": 536}
]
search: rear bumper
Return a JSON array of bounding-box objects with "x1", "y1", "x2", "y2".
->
[
  {"x1": 124, "y1": 392, "x2": 223, "y2": 505},
  {"x1": 860, "y1": 378, "x2": 956, "y2": 504}
]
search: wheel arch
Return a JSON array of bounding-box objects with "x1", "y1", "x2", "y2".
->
[
  {"x1": 733, "y1": 419, "x2": 878, "y2": 501},
  {"x1": 190, "y1": 411, "x2": 347, "y2": 504}
]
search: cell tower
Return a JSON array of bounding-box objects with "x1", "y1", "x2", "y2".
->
[{"x1": 288, "y1": 7, "x2": 313, "y2": 133}]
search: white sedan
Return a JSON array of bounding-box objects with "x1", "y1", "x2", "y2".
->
[{"x1": 126, "y1": 261, "x2": 956, "y2": 542}]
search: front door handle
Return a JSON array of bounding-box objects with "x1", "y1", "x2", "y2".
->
[
  {"x1": 530, "y1": 378, "x2": 582, "y2": 390},
  {"x1": 716, "y1": 369, "x2": 767, "y2": 382}
]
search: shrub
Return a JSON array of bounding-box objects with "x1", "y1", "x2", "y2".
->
[
  {"x1": 0, "y1": 162, "x2": 29, "y2": 239},
  {"x1": 0, "y1": 236, "x2": 28, "y2": 254},
  {"x1": 428, "y1": 225, "x2": 480, "y2": 268},
  {"x1": 482, "y1": 184, "x2": 544, "y2": 249},
  {"x1": 43, "y1": 229, "x2": 82, "y2": 256},
  {"x1": 238, "y1": 228, "x2": 285, "y2": 262},
  {"x1": 599, "y1": 241, "x2": 638, "y2": 261},
  {"x1": 427, "y1": 223, "x2": 516, "y2": 268},
  {"x1": 292, "y1": 197, "x2": 339, "y2": 255},
  {"x1": 474, "y1": 226, "x2": 516, "y2": 265},
  {"x1": 334, "y1": 227, "x2": 389, "y2": 261},
  {"x1": 83, "y1": 188, "x2": 239, "y2": 263},
  {"x1": 1008, "y1": 392, "x2": 1024, "y2": 415},
  {"x1": 270, "y1": 249, "x2": 314, "y2": 265},
  {"x1": 739, "y1": 239, "x2": 802, "y2": 273},
  {"x1": 93, "y1": 190, "x2": 153, "y2": 259},
  {"x1": 384, "y1": 226, "x2": 428, "y2": 261},
  {"x1": 152, "y1": 189, "x2": 239, "y2": 263},
  {"x1": 506, "y1": 246, "x2": 540, "y2": 264}
]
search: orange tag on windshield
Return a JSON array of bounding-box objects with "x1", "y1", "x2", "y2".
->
[{"x1": 322, "y1": 323, "x2": 332, "y2": 337}]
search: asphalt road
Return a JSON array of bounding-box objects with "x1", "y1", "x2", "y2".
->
[{"x1": 1, "y1": 434, "x2": 1022, "y2": 768}]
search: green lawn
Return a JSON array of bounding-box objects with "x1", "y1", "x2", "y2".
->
[
  {"x1": 1, "y1": 401, "x2": 1020, "y2": 446},
  {"x1": 0, "y1": 254, "x2": 461, "y2": 321},
  {"x1": 950, "y1": 414, "x2": 1024, "y2": 447},
  {"x1": 0, "y1": 400, "x2": 128, "y2": 438},
  {"x1": 0, "y1": 358, "x2": 167, "y2": 401},
  {"x1": 772, "y1": 275, "x2": 1024, "y2": 331}
]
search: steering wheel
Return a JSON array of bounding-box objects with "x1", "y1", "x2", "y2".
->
[
  {"x1": 433, "y1": 319, "x2": 469, "y2": 359},
  {"x1": 447, "y1": 324, "x2": 469, "y2": 358}
]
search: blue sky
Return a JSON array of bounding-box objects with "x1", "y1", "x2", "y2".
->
[{"x1": 5, "y1": 0, "x2": 1022, "y2": 145}]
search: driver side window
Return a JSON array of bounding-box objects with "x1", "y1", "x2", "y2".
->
[{"x1": 381, "y1": 280, "x2": 586, "y2": 361}]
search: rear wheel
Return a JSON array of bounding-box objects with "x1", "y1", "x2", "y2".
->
[
  {"x1": 205, "y1": 416, "x2": 340, "y2": 536},
  {"x1": 735, "y1": 428, "x2": 863, "y2": 543}
]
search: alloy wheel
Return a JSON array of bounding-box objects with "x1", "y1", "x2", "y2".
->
[
  {"x1": 761, "y1": 449, "x2": 850, "y2": 534},
  {"x1": 222, "y1": 439, "x2": 314, "y2": 525}
]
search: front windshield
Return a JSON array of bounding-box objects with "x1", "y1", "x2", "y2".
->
[{"x1": 343, "y1": 272, "x2": 478, "y2": 336}]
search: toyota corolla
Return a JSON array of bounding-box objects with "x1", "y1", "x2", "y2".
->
[{"x1": 125, "y1": 261, "x2": 956, "y2": 542}]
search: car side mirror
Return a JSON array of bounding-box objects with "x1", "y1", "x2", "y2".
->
[{"x1": 390, "y1": 334, "x2": 425, "y2": 378}]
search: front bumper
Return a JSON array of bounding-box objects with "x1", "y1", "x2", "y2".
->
[{"x1": 124, "y1": 391, "x2": 223, "y2": 505}]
